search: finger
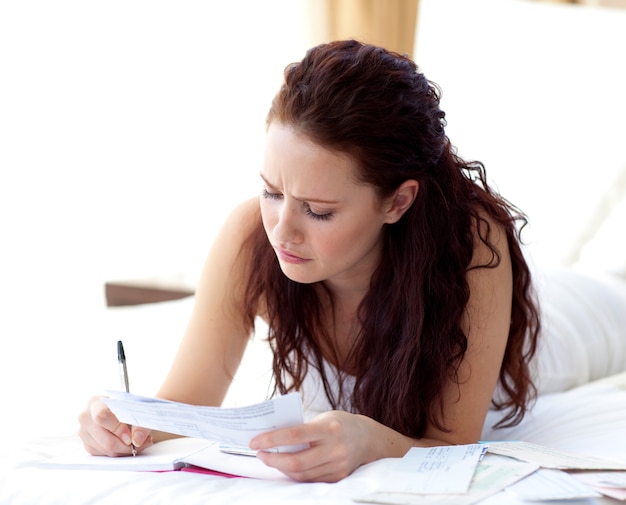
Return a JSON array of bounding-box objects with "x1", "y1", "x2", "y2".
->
[
  {"x1": 88, "y1": 398, "x2": 124, "y2": 433},
  {"x1": 257, "y1": 448, "x2": 348, "y2": 483},
  {"x1": 78, "y1": 397, "x2": 137, "y2": 456},
  {"x1": 249, "y1": 424, "x2": 318, "y2": 451},
  {"x1": 78, "y1": 417, "x2": 133, "y2": 457},
  {"x1": 257, "y1": 445, "x2": 327, "y2": 471},
  {"x1": 131, "y1": 427, "x2": 153, "y2": 450},
  {"x1": 89, "y1": 398, "x2": 134, "y2": 445}
]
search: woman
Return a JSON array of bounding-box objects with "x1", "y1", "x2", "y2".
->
[{"x1": 79, "y1": 40, "x2": 541, "y2": 482}]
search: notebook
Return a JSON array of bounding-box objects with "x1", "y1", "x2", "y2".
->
[{"x1": 38, "y1": 437, "x2": 289, "y2": 480}]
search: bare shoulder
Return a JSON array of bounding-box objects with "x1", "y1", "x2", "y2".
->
[
  {"x1": 204, "y1": 197, "x2": 261, "y2": 269},
  {"x1": 198, "y1": 196, "x2": 261, "y2": 293},
  {"x1": 465, "y1": 210, "x2": 513, "y2": 326},
  {"x1": 470, "y1": 210, "x2": 511, "y2": 270},
  {"x1": 229, "y1": 196, "x2": 261, "y2": 222},
  {"x1": 220, "y1": 197, "x2": 261, "y2": 243}
]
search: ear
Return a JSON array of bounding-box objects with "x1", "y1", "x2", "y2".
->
[{"x1": 383, "y1": 179, "x2": 419, "y2": 224}]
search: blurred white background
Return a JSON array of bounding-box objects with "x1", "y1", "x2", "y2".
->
[
  {"x1": 414, "y1": 0, "x2": 626, "y2": 273},
  {"x1": 0, "y1": 0, "x2": 313, "y2": 443}
]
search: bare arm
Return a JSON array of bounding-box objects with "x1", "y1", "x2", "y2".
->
[
  {"x1": 79, "y1": 198, "x2": 261, "y2": 453},
  {"x1": 150, "y1": 198, "x2": 260, "y2": 439},
  {"x1": 421, "y1": 215, "x2": 513, "y2": 444}
]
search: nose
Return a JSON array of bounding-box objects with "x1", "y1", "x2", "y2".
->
[{"x1": 272, "y1": 202, "x2": 303, "y2": 245}]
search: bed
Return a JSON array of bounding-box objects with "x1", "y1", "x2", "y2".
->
[
  {"x1": 2, "y1": 0, "x2": 626, "y2": 503},
  {"x1": 1, "y1": 266, "x2": 626, "y2": 504}
]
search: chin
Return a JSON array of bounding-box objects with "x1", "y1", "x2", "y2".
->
[{"x1": 277, "y1": 263, "x2": 320, "y2": 285}]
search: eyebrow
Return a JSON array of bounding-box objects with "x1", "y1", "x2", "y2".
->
[{"x1": 260, "y1": 173, "x2": 340, "y2": 205}]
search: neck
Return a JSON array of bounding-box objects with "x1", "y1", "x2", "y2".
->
[{"x1": 314, "y1": 283, "x2": 367, "y2": 374}]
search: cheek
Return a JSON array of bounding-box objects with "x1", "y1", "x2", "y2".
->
[
  {"x1": 310, "y1": 234, "x2": 337, "y2": 258},
  {"x1": 330, "y1": 219, "x2": 383, "y2": 261},
  {"x1": 311, "y1": 224, "x2": 356, "y2": 260}
]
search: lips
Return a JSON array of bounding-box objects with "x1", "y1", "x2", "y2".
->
[{"x1": 275, "y1": 247, "x2": 309, "y2": 264}]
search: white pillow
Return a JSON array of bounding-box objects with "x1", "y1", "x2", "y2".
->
[{"x1": 575, "y1": 194, "x2": 626, "y2": 278}]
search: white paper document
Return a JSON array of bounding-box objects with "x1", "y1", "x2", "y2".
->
[
  {"x1": 357, "y1": 454, "x2": 537, "y2": 505},
  {"x1": 373, "y1": 444, "x2": 485, "y2": 495},
  {"x1": 575, "y1": 471, "x2": 626, "y2": 489},
  {"x1": 505, "y1": 468, "x2": 601, "y2": 501},
  {"x1": 102, "y1": 391, "x2": 307, "y2": 453},
  {"x1": 486, "y1": 441, "x2": 626, "y2": 470},
  {"x1": 573, "y1": 471, "x2": 626, "y2": 501}
]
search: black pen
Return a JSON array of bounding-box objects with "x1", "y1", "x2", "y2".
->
[{"x1": 117, "y1": 340, "x2": 137, "y2": 456}]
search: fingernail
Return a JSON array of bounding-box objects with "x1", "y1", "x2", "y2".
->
[
  {"x1": 133, "y1": 432, "x2": 146, "y2": 446},
  {"x1": 249, "y1": 439, "x2": 259, "y2": 450},
  {"x1": 121, "y1": 433, "x2": 131, "y2": 445}
]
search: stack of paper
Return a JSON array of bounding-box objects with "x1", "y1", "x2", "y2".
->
[
  {"x1": 357, "y1": 441, "x2": 626, "y2": 504},
  {"x1": 488, "y1": 441, "x2": 626, "y2": 502},
  {"x1": 356, "y1": 446, "x2": 538, "y2": 505},
  {"x1": 574, "y1": 472, "x2": 626, "y2": 501}
]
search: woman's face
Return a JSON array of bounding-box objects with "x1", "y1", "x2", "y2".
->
[{"x1": 260, "y1": 123, "x2": 393, "y2": 293}]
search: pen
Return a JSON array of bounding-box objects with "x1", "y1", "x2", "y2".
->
[{"x1": 117, "y1": 340, "x2": 137, "y2": 457}]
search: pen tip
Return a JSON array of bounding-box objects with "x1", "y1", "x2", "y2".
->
[{"x1": 117, "y1": 340, "x2": 125, "y2": 360}]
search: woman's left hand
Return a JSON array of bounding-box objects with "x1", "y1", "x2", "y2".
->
[{"x1": 249, "y1": 410, "x2": 382, "y2": 482}]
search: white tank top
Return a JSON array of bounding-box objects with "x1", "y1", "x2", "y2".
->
[{"x1": 296, "y1": 360, "x2": 356, "y2": 421}]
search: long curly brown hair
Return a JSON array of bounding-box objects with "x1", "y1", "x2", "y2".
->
[{"x1": 242, "y1": 40, "x2": 540, "y2": 438}]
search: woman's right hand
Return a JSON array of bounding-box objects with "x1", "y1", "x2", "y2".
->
[{"x1": 77, "y1": 396, "x2": 153, "y2": 457}]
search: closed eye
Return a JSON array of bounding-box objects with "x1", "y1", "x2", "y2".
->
[
  {"x1": 262, "y1": 186, "x2": 333, "y2": 221},
  {"x1": 305, "y1": 204, "x2": 333, "y2": 221},
  {"x1": 262, "y1": 188, "x2": 282, "y2": 200}
]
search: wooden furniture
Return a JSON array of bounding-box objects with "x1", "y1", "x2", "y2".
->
[{"x1": 105, "y1": 275, "x2": 195, "y2": 307}]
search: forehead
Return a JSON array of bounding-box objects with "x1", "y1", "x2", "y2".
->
[{"x1": 263, "y1": 123, "x2": 360, "y2": 187}]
